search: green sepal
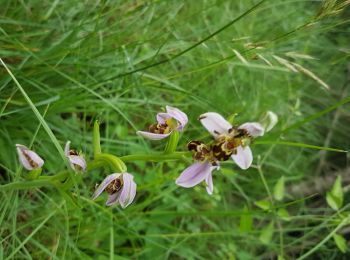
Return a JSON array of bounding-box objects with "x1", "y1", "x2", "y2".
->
[{"x1": 25, "y1": 168, "x2": 42, "y2": 180}]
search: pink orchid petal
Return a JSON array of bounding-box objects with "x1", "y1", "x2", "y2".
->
[
  {"x1": 205, "y1": 172, "x2": 214, "y2": 195},
  {"x1": 176, "y1": 162, "x2": 212, "y2": 188},
  {"x1": 156, "y1": 113, "x2": 170, "y2": 124},
  {"x1": 16, "y1": 144, "x2": 44, "y2": 170},
  {"x1": 92, "y1": 173, "x2": 120, "y2": 200},
  {"x1": 119, "y1": 173, "x2": 137, "y2": 208},
  {"x1": 166, "y1": 106, "x2": 188, "y2": 130},
  {"x1": 231, "y1": 146, "x2": 253, "y2": 170},
  {"x1": 106, "y1": 192, "x2": 120, "y2": 206},
  {"x1": 199, "y1": 112, "x2": 232, "y2": 137},
  {"x1": 64, "y1": 141, "x2": 70, "y2": 156},
  {"x1": 136, "y1": 131, "x2": 171, "y2": 140},
  {"x1": 239, "y1": 122, "x2": 264, "y2": 137},
  {"x1": 68, "y1": 155, "x2": 87, "y2": 171}
]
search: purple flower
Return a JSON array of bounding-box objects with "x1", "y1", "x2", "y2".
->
[
  {"x1": 199, "y1": 112, "x2": 264, "y2": 170},
  {"x1": 64, "y1": 141, "x2": 87, "y2": 172},
  {"x1": 137, "y1": 106, "x2": 188, "y2": 140},
  {"x1": 16, "y1": 144, "x2": 44, "y2": 170},
  {"x1": 92, "y1": 173, "x2": 137, "y2": 208},
  {"x1": 176, "y1": 162, "x2": 219, "y2": 195}
]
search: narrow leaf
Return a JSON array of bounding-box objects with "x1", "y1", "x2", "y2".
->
[
  {"x1": 274, "y1": 176, "x2": 285, "y2": 201},
  {"x1": 333, "y1": 233, "x2": 347, "y2": 253},
  {"x1": 255, "y1": 199, "x2": 272, "y2": 211},
  {"x1": 259, "y1": 221, "x2": 274, "y2": 245}
]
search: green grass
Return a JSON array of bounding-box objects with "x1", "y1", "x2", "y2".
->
[{"x1": 1, "y1": 0, "x2": 350, "y2": 259}]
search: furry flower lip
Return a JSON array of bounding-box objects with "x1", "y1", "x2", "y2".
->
[
  {"x1": 199, "y1": 112, "x2": 264, "y2": 170},
  {"x1": 92, "y1": 173, "x2": 137, "y2": 208},
  {"x1": 16, "y1": 144, "x2": 44, "y2": 170},
  {"x1": 137, "y1": 106, "x2": 188, "y2": 140},
  {"x1": 64, "y1": 141, "x2": 86, "y2": 172},
  {"x1": 176, "y1": 141, "x2": 219, "y2": 195}
]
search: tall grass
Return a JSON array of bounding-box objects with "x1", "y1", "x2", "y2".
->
[{"x1": 1, "y1": 0, "x2": 349, "y2": 259}]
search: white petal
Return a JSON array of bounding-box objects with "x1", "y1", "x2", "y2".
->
[
  {"x1": 156, "y1": 113, "x2": 170, "y2": 124},
  {"x1": 16, "y1": 144, "x2": 44, "y2": 170},
  {"x1": 239, "y1": 122, "x2": 264, "y2": 137},
  {"x1": 205, "y1": 172, "x2": 213, "y2": 195},
  {"x1": 136, "y1": 131, "x2": 171, "y2": 140},
  {"x1": 106, "y1": 192, "x2": 120, "y2": 206},
  {"x1": 64, "y1": 141, "x2": 70, "y2": 156},
  {"x1": 199, "y1": 112, "x2": 232, "y2": 137},
  {"x1": 68, "y1": 155, "x2": 87, "y2": 172},
  {"x1": 231, "y1": 146, "x2": 253, "y2": 170},
  {"x1": 165, "y1": 106, "x2": 188, "y2": 130},
  {"x1": 92, "y1": 173, "x2": 120, "y2": 200},
  {"x1": 119, "y1": 173, "x2": 137, "y2": 208},
  {"x1": 261, "y1": 111, "x2": 278, "y2": 132},
  {"x1": 176, "y1": 162, "x2": 212, "y2": 188}
]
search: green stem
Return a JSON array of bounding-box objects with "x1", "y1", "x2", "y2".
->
[
  {"x1": 254, "y1": 140, "x2": 347, "y2": 153},
  {"x1": 297, "y1": 216, "x2": 350, "y2": 260},
  {"x1": 93, "y1": 153, "x2": 127, "y2": 172},
  {"x1": 120, "y1": 152, "x2": 191, "y2": 162},
  {"x1": 164, "y1": 131, "x2": 180, "y2": 154},
  {"x1": 0, "y1": 179, "x2": 53, "y2": 191},
  {"x1": 93, "y1": 120, "x2": 102, "y2": 157}
]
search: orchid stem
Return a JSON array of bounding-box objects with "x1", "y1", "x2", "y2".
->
[
  {"x1": 120, "y1": 152, "x2": 191, "y2": 162},
  {"x1": 164, "y1": 131, "x2": 180, "y2": 154},
  {"x1": 0, "y1": 179, "x2": 53, "y2": 191},
  {"x1": 93, "y1": 153, "x2": 127, "y2": 172}
]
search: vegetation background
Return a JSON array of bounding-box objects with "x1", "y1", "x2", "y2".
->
[{"x1": 0, "y1": 0, "x2": 349, "y2": 259}]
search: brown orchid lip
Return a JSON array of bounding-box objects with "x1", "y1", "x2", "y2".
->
[
  {"x1": 105, "y1": 178, "x2": 123, "y2": 195},
  {"x1": 22, "y1": 150, "x2": 39, "y2": 168},
  {"x1": 148, "y1": 123, "x2": 171, "y2": 134}
]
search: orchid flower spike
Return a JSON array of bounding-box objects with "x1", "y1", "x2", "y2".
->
[
  {"x1": 16, "y1": 144, "x2": 44, "y2": 170},
  {"x1": 92, "y1": 173, "x2": 137, "y2": 208},
  {"x1": 64, "y1": 141, "x2": 87, "y2": 172},
  {"x1": 137, "y1": 106, "x2": 188, "y2": 140},
  {"x1": 199, "y1": 112, "x2": 264, "y2": 170},
  {"x1": 176, "y1": 141, "x2": 219, "y2": 195}
]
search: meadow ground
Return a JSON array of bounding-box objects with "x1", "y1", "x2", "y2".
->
[{"x1": 0, "y1": 0, "x2": 350, "y2": 259}]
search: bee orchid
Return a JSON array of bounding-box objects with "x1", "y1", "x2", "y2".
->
[
  {"x1": 137, "y1": 106, "x2": 188, "y2": 140},
  {"x1": 16, "y1": 144, "x2": 44, "y2": 170},
  {"x1": 64, "y1": 141, "x2": 87, "y2": 172},
  {"x1": 176, "y1": 141, "x2": 219, "y2": 195},
  {"x1": 199, "y1": 112, "x2": 264, "y2": 170},
  {"x1": 92, "y1": 173, "x2": 137, "y2": 208}
]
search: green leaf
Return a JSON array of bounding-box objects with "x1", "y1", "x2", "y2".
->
[
  {"x1": 239, "y1": 206, "x2": 253, "y2": 233},
  {"x1": 332, "y1": 176, "x2": 343, "y2": 203},
  {"x1": 273, "y1": 176, "x2": 285, "y2": 201},
  {"x1": 326, "y1": 175, "x2": 343, "y2": 210},
  {"x1": 277, "y1": 208, "x2": 291, "y2": 221},
  {"x1": 333, "y1": 233, "x2": 347, "y2": 253},
  {"x1": 259, "y1": 221, "x2": 274, "y2": 245},
  {"x1": 254, "y1": 199, "x2": 272, "y2": 211}
]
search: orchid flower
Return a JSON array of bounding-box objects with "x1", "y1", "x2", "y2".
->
[
  {"x1": 64, "y1": 141, "x2": 87, "y2": 172},
  {"x1": 92, "y1": 173, "x2": 137, "y2": 208},
  {"x1": 176, "y1": 141, "x2": 219, "y2": 195},
  {"x1": 137, "y1": 106, "x2": 188, "y2": 140},
  {"x1": 199, "y1": 112, "x2": 264, "y2": 170},
  {"x1": 16, "y1": 144, "x2": 44, "y2": 170}
]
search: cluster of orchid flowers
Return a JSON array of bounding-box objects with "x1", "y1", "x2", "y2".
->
[{"x1": 15, "y1": 106, "x2": 275, "y2": 209}]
